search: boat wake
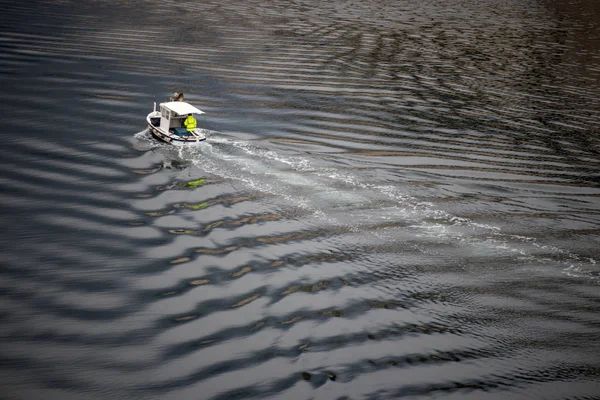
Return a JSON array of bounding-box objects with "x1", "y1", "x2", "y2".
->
[
  {"x1": 133, "y1": 128, "x2": 160, "y2": 150},
  {"x1": 136, "y1": 132, "x2": 599, "y2": 283}
]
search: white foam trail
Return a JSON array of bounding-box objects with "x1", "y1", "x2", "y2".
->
[
  {"x1": 133, "y1": 128, "x2": 150, "y2": 140},
  {"x1": 146, "y1": 133, "x2": 599, "y2": 281},
  {"x1": 132, "y1": 128, "x2": 163, "y2": 151}
]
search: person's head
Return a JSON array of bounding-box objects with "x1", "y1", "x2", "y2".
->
[
  {"x1": 188, "y1": 113, "x2": 192, "y2": 117},
  {"x1": 178, "y1": 93, "x2": 184, "y2": 101}
]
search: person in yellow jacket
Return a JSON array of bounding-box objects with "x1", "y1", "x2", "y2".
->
[{"x1": 184, "y1": 113, "x2": 197, "y2": 132}]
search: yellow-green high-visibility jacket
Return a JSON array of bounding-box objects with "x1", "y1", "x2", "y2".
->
[{"x1": 184, "y1": 115, "x2": 197, "y2": 131}]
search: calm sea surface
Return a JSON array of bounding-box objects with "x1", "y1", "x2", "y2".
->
[{"x1": 1, "y1": 1, "x2": 600, "y2": 399}]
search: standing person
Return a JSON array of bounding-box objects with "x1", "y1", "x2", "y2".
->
[
  {"x1": 184, "y1": 113, "x2": 196, "y2": 132},
  {"x1": 169, "y1": 92, "x2": 184, "y2": 101}
]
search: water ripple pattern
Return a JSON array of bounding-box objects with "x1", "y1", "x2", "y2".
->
[{"x1": 0, "y1": 0, "x2": 599, "y2": 399}]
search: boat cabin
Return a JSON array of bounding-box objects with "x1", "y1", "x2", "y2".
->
[{"x1": 150, "y1": 101, "x2": 205, "y2": 137}]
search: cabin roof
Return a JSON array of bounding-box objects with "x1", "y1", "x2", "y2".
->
[{"x1": 162, "y1": 101, "x2": 205, "y2": 115}]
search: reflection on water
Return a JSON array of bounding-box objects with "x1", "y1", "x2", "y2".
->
[{"x1": 1, "y1": 0, "x2": 599, "y2": 399}]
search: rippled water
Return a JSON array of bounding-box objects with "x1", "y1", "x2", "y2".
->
[{"x1": 1, "y1": 0, "x2": 600, "y2": 399}]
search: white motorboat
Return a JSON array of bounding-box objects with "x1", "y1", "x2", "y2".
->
[{"x1": 146, "y1": 101, "x2": 206, "y2": 145}]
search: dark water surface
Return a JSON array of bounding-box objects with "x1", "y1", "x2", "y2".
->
[{"x1": 1, "y1": 0, "x2": 600, "y2": 399}]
